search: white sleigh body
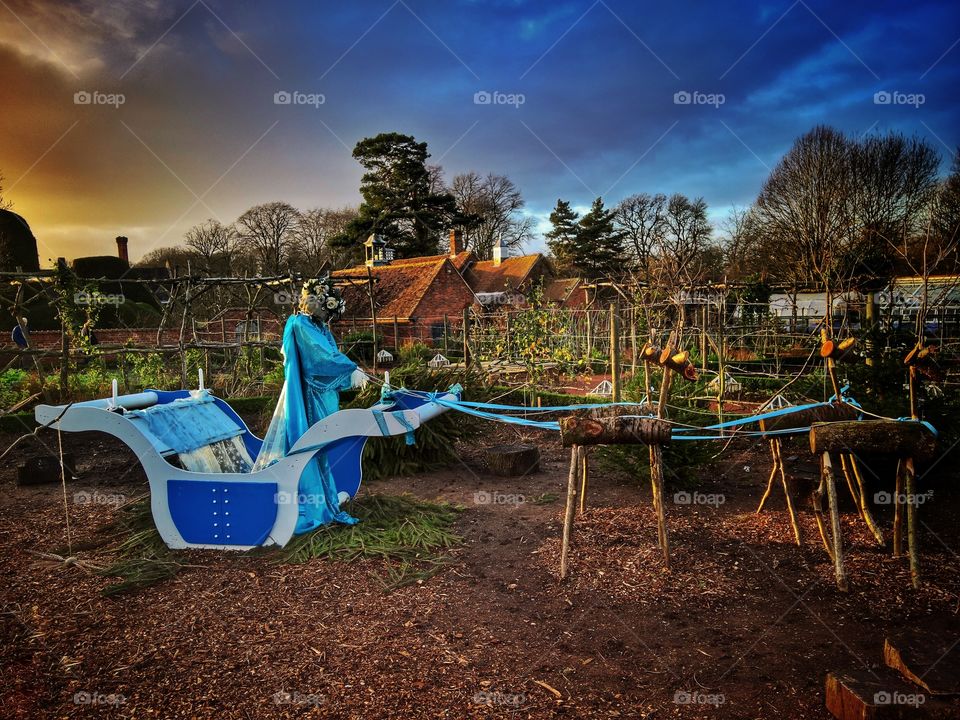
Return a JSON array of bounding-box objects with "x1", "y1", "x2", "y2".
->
[{"x1": 35, "y1": 386, "x2": 458, "y2": 550}]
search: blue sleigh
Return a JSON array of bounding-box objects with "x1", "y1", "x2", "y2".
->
[{"x1": 34, "y1": 380, "x2": 459, "y2": 550}]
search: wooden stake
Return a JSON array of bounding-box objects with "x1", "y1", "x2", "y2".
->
[
  {"x1": 649, "y1": 443, "x2": 670, "y2": 568},
  {"x1": 839, "y1": 454, "x2": 863, "y2": 520},
  {"x1": 892, "y1": 459, "x2": 905, "y2": 558},
  {"x1": 812, "y1": 472, "x2": 835, "y2": 562},
  {"x1": 774, "y1": 439, "x2": 802, "y2": 546},
  {"x1": 847, "y1": 455, "x2": 884, "y2": 546},
  {"x1": 756, "y1": 439, "x2": 779, "y2": 514},
  {"x1": 609, "y1": 303, "x2": 621, "y2": 402},
  {"x1": 578, "y1": 448, "x2": 589, "y2": 515},
  {"x1": 904, "y1": 457, "x2": 920, "y2": 589},
  {"x1": 560, "y1": 445, "x2": 580, "y2": 579},
  {"x1": 822, "y1": 452, "x2": 848, "y2": 591}
]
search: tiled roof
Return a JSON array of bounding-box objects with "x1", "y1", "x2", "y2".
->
[
  {"x1": 464, "y1": 253, "x2": 544, "y2": 294},
  {"x1": 544, "y1": 277, "x2": 581, "y2": 303},
  {"x1": 332, "y1": 256, "x2": 470, "y2": 319},
  {"x1": 391, "y1": 251, "x2": 474, "y2": 271}
]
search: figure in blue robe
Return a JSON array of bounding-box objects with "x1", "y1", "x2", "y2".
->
[{"x1": 254, "y1": 291, "x2": 363, "y2": 533}]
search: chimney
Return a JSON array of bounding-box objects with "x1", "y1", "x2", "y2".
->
[
  {"x1": 116, "y1": 236, "x2": 129, "y2": 264},
  {"x1": 449, "y1": 228, "x2": 462, "y2": 257},
  {"x1": 493, "y1": 236, "x2": 503, "y2": 266}
]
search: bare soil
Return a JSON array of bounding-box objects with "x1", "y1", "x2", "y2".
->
[{"x1": 1, "y1": 419, "x2": 959, "y2": 719}]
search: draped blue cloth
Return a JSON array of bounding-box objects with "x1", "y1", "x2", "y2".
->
[{"x1": 254, "y1": 314, "x2": 359, "y2": 533}]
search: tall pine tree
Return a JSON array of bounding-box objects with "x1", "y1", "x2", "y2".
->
[
  {"x1": 332, "y1": 132, "x2": 460, "y2": 259},
  {"x1": 571, "y1": 197, "x2": 625, "y2": 279},
  {"x1": 545, "y1": 199, "x2": 579, "y2": 271}
]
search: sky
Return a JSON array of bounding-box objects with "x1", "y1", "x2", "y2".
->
[{"x1": 1, "y1": 0, "x2": 958, "y2": 266}]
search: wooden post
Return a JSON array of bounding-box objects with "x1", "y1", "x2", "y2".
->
[
  {"x1": 848, "y1": 455, "x2": 884, "y2": 546},
  {"x1": 904, "y1": 457, "x2": 920, "y2": 589},
  {"x1": 585, "y1": 309, "x2": 593, "y2": 365},
  {"x1": 505, "y1": 312, "x2": 511, "y2": 360},
  {"x1": 609, "y1": 303, "x2": 621, "y2": 402},
  {"x1": 775, "y1": 439, "x2": 802, "y2": 545},
  {"x1": 649, "y1": 443, "x2": 670, "y2": 568},
  {"x1": 462, "y1": 307, "x2": 471, "y2": 367},
  {"x1": 560, "y1": 445, "x2": 580, "y2": 579},
  {"x1": 700, "y1": 304, "x2": 708, "y2": 372},
  {"x1": 893, "y1": 459, "x2": 905, "y2": 558},
  {"x1": 393, "y1": 315, "x2": 399, "y2": 350},
  {"x1": 443, "y1": 314, "x2": 449, "y2": 356},
  {"x1": 822, "y1": 452, "x2": 848, "y2": 591},
  {"x1": 630, "y1": 304, "x2": 637, "y2": 374},
  {"x1": 367, "y1": 266, "x2": 378, "y2": 372},
  {"x1": 578, "y1": 448, "x2": 589, "y2": 515}
]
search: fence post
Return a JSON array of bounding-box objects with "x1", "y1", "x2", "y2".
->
[
  {"x1": 610, "y1": 303, "x2": 621, "y2": 402},
  {"x1": 462, "y1": 307, "x2": 471, "y2": 367},
  {"x1": 393, "y1": 316, "x2": 399, "y2": 350},
  {"x1": 443, "y1": 314, "x2": 449, "y2": 356}
]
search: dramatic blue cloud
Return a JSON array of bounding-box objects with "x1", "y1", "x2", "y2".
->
[{"x1": 1, "y1": 0, "x2": 957, "y2": 259}]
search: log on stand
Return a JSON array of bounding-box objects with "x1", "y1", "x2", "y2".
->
[
  {"x1": 557, "y1": 410, "x2": 673, "y2": 577},
  {"x1": 810, "y1": 420, "x2": 936, "y2": 590}
]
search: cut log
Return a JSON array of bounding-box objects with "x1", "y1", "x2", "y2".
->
[
  {"x1": 17, "y1": 453, "x2": 77, "y2": 486},
  {"x1": 885, "y1": 629, "x2": 960, "y2": 696},
  {"x1": 483, "y1": 444, "x2": 540, "y2": 477},
  {"x1": 810, "y1": 421, "x2": 938, "y2": 464},
  {"x1": 826, "y1": 669, "x2": 955, "y2": 719},
  {"x1": 759, "y1": 402, "x2": 860, "y2": 433},
  {"x1": 559, "y1": 415, "x2": 671, "y2": 447}
]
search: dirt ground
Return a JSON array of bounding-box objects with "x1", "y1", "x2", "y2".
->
[{"x1": 1, "y1": 416, "x2": 959, "y2": 719}]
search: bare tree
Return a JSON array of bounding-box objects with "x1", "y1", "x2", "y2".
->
[
  {"x1": 184, "y1": 219, "x2": 236, "y2": 275},
  {"x1": 615, "y1": 192, "x2": 667, "y2": 284},
  {"x1": 292, "y1": 206, "x2": 359, "y2": 272},
  {"x1": 450, "y1": 172, "x2": 534, "y2": 259},
  {"x1": 656, "y1": 194, "x2": 714, "y2": 286},
  {"x1": 0, "y1": 173, "x2": 11, "y2": 211},
  {"x1": 753, "y1": 126, "x2": 853, "y2": 289},
  {"x1": 235, "y1": 202, "x2": 300, "y2": 274}
]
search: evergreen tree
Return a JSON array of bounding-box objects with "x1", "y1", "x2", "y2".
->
[
  {"x1": 545, "y1": 199, "x2": 579, "y2": 270},
  {"x1": 333, "y1": 132, "x2": 460, "y2": 258},
  {"x1": 571, "y1": 197, "x2": 625, "y2": 279}
]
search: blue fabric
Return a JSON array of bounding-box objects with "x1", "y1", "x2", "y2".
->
[
  {"x1": 127, "y1": 393, "x2": 243, "y2": 454},
  {"x1": 258, "y1": 315, "x2": 359, "y2": 533}
]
